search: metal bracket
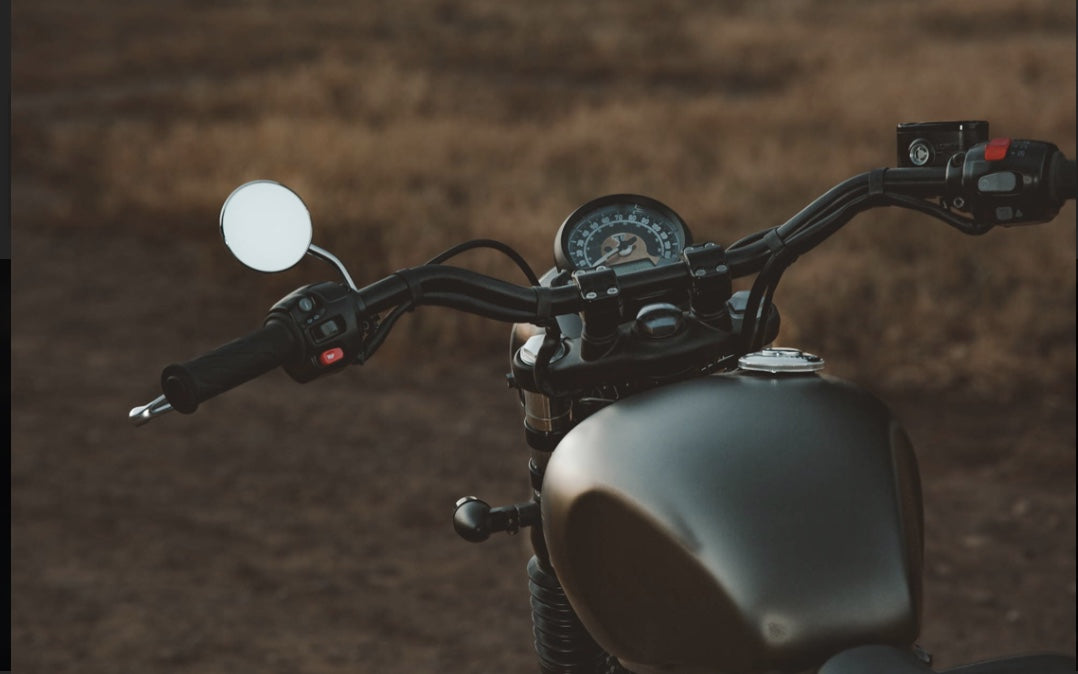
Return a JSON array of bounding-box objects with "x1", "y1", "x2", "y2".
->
[
  {"x1": 572, "y1": 266, "x2": 621, "y2": 359},
  {"x1": 572, "y1": 266, "x2": 620, "y2": 302},
  {"x1": 681, "y1": 243, "x2": 732, "y2": 328}
]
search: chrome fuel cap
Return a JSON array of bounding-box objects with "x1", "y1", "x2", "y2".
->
[{"x1": 738, "y1": 347, "x2": 824, "y2": 373}]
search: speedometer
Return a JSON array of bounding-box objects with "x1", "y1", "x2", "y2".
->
[{"x1": 554, "y1": 194, "x2": 692, "y2": 273}]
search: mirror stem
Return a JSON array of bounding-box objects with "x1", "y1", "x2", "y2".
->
[{"x1": 307, "y1": 244, "x2": 358, "y2": 291}]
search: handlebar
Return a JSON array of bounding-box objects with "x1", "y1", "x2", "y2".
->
[{"x1": 139, "y1": 138, "x2": 1074, "y2": 420}]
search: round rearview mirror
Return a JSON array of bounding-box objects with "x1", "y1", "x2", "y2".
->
[{"x1": 220, "y1": 180, "x2": 314, "y2": 272}]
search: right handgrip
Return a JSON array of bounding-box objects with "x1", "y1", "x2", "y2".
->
[{"x1": 161, "y1": 319, "x2": 298, "y2": 414}]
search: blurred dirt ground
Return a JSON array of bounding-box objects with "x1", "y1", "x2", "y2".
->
[
  {"x1": 11, "y1": 1, "x2": 1075, "y2": 672},
  {"x1": 10, "y1": 225, "x2": 1076, "y2": 672}
]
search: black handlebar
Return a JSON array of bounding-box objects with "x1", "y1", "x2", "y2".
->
[
  {"x1": 161, "y1": 319, "x2": 298, "y2": 413},
  {"x1": 151, "y1": 139, "x2": 1074, "y2": 415}
]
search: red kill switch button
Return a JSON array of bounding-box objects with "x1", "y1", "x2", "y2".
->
[
  {"x1": 985, "y1": 138, "x2": 1010, "y2": 161},
  {"x1": 319, "y1": 347, "x2": 344, "y2": 366}
]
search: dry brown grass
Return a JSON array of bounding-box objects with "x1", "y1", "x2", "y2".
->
[{"x1": 12, "y1": 0, "x2": 1075, "y2": 398}]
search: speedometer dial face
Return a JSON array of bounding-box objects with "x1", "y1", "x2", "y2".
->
[{"x1": 554, "y1": 194, "x2": 692, "y2": 273}]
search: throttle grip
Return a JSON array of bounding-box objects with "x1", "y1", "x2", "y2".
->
[{"x1": 161, "y1": 319, "x2": 298, "y2": 414}]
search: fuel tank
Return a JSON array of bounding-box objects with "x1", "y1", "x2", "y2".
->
[{"x1": 541, "y1": 367, "x2": 923, "y2": 674}]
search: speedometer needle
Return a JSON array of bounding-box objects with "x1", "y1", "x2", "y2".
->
[{"x1": 593, "y1": 235, "x2": 638, "y2": 267}]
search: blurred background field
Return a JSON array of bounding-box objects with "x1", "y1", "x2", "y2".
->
[
  {"x1": 12, "y1": 0, "x2": 1075, "y2": 397},
  {"x1": 11, "y1": 2, "x2": 1076, "y2": 672}
]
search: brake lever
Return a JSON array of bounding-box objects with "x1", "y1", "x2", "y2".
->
[{"x1": 128, "y1": 394, "x2": 174, "y2": 427}]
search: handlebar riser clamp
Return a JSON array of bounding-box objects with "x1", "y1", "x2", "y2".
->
[
  {"x1": 681, "y1": 243, "x2": 733, "y2": 330},
  {"x1": 572, "y1": 267, "x2": 622, "y2": 361}
]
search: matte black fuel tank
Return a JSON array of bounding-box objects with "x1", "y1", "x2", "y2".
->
[{"x1": 541, "y1": 371, "x2": 923, "y2": 674}]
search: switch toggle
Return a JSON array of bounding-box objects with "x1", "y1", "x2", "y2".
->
[
  {"x1": 311, "y1": 317, "x2": 344, "y2": 342},
  {"x1": 319, "y1": 347, "x2": 344, "y2": 366},
  {"x1": 977, "y1": 171, "x2": 1019, "y2": 194}
]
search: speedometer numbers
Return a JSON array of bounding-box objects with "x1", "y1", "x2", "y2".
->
[{"x1": 554, "y1": 195, "x2": 692, "y2": 273}]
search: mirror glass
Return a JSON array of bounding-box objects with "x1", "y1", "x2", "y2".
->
[{"x1": 219, "y1": 181, "x2": 314, "y2": 272}]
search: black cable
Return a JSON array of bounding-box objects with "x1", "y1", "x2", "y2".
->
[
  {"x1": 532, "y1": 322, "x2": 564, "y2": 398},
  {"x1": 728, "y1": 228, "x2": 769, "y2": 250},
  {"x1": 784, "y1": 189, "x2": 875, "y2": 246},
  {"x1": 415, "y1": 243, "x2": 564, "y2": 392},
  {"x1": 426, "y1": 238, "x2": 541, "y2": 286},
  {"x1": 742, "y1": 246, "x2": 794, "y2": 351},
  {"x1": 785, "y1": 192, "x2": 876, "y2": 252},
  {"x1": 775, "y1": 174, "x2": 872, "y2": 241},
  {"x1": 884, "y1": 193, "x2": 993, "y2": 235},
  {"x1": 363, "y1": 286, "x2": 547, "y2": 356},
  {"x1": 419, "y1": 292, "x2": 540, "y2": 322},
  {"x1": 739, "y1": 187, "x2": 878, "y2": 351},
  {"x1": 360, "y1": 303, "x2": 411, "y2": 358},
  {"x1": 727, "y1": 177, "x2": 872, "y2": 272}
]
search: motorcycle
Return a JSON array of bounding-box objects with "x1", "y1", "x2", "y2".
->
[{"x1": 130, "y1": 121, "x2": 1076, "y2": 673}]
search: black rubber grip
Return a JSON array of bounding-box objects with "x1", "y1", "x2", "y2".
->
[
  {"x1": 1049, "y1": 152, "x2": 1076, "y2": 203},
  {"x1": 161, "y1": 319, "x2": 297, "y2": 414}
]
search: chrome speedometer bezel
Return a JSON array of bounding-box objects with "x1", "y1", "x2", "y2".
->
[{"x1": 554, "y1": 194, "x2": 693, "y2": 273}]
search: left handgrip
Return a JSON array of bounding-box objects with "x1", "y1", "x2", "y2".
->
[{"x1": 160, "y1": 319, "x2": 298, "y2": 414}]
